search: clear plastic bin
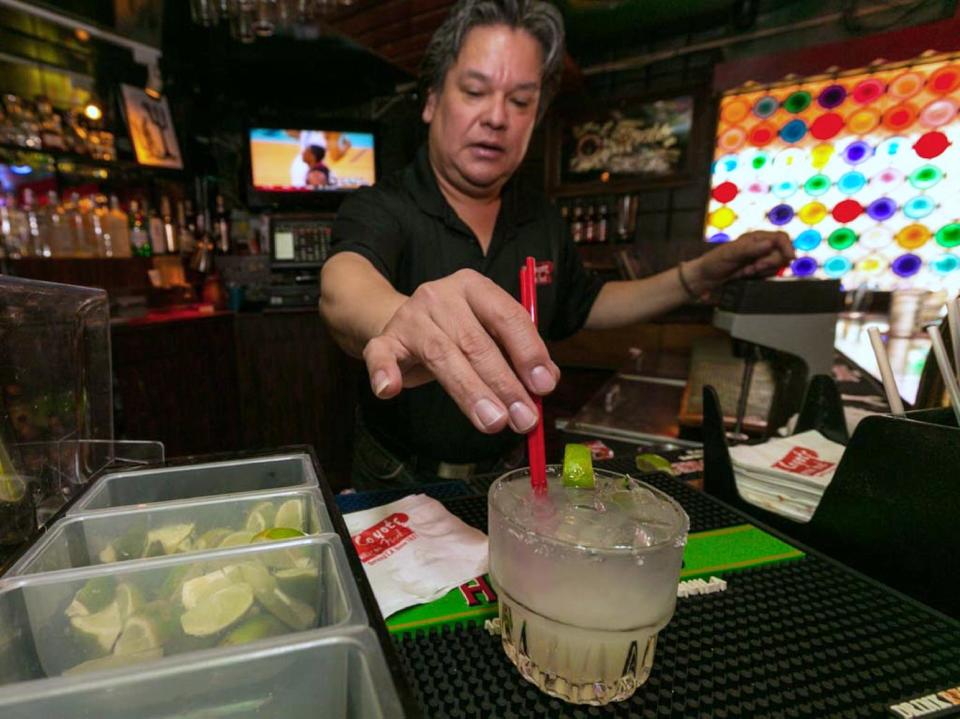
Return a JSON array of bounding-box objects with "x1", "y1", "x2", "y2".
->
[
  {"x1": 0, "y1": 536, "x2": 365, "y2": 686},
  {"x1": 0, "y1": 626, "x2": 402, "y2": 718},
  {"x1": 7, "y1": 488, "x2": 334, "y2": 576},
  {"x1": 68, "y1": 453, "x2": 320, "y2": 515}
]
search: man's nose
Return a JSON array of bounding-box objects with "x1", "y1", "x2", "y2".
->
[{"x1": 481, "y1": 95, "x2": 508, "y2": 130}]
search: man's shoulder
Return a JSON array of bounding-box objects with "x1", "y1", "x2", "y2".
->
[{"x1": 337, "y1": 163, "x2": 417, "y2": 218}]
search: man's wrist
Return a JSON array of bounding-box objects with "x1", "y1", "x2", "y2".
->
[{"x1": 678, "y1": 257, "x2": 711, "y2": 302}]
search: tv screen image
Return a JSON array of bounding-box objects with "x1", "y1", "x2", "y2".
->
[
  {"x1": 705, "y1": 56, "x2": 960, "y2": 292},
  {"x1": 249, "y1": 128, "x2": 376, "y2": 193}
]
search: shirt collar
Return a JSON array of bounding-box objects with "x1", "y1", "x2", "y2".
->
[{"x1": 409, "y1": 143, "x2": 537, "y2": 228}]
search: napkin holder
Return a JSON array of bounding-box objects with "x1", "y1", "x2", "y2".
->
[{"x1": 703, "y1": 382, "x2": 960, "y2": 617}]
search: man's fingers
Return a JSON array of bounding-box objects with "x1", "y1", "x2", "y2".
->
[{"x1": 362, "y1": 336, "x2": 405, "y2": 399}]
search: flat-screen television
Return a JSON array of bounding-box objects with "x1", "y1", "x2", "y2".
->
[
  {"x1": 704, "y1": 53, "x2": 960, "y2": 293},
  {"x1": 247, "y1": 125, "x2": 377, "y2": 208}
]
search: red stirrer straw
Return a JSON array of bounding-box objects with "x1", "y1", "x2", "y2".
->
[{"x1": 520, "y1": 256, "x2": 547, "y2": 496}]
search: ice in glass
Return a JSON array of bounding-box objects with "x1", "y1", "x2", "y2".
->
[{"x1": 488, "y1": 466, "x2": 689, "y2": 705}]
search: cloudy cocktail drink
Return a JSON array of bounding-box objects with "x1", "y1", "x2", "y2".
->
[{"x1": 488, "y1": 466, "x2": 688, "y2": 705}]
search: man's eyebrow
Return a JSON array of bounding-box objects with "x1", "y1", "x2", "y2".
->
[{"x1": 460, "y1": 70, "x2": 540, "y2": 91}]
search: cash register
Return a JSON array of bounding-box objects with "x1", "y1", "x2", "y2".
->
[{"x1": 266, "y1": 215, "x2": 332, "y2": 308}]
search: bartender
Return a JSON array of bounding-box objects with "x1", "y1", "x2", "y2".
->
[{"x1": 320, "y1": 0, "x2": 793, "y2": 490}]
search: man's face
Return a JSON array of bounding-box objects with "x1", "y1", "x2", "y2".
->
[{"x1": 423, "y1": 24, "x2": 543, "y2": 198}]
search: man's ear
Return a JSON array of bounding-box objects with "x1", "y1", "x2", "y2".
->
[{"x1": 422, "y1": 88, "x2": 437, "y2": 124}]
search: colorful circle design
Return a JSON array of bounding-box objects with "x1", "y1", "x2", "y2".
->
[
  {"x1": 895, "y1": 223, "x2": 931, "y2": 250},
  {"x1": 750, "y1": 151, "x2": 769, "y2": 170},
  {"x1": 721, "y1": 98, "x2": 751, "y2": 124},
  {"x1": 842, "y1": 140, "x2": 873, "y2": 165},
  {"x1": 866, "y1": 197, "x2": 897, "y2": 221},
  {"x1": 903, "y1": 195, "x2": 935, "y2": 220},
  {"x1": 708, "y1": 232, "x2": 731, "y2": 244},
  {"x1": 768, "y1": 204, "x2": 795, "y2": 225},
  {"x1": 810, "y1": 112, "x2": 844, "y2": 140},
  {"x1": 749, "y1": 122, "x2": 777, "y2": 147},
  {"x1": 837, "y1": 171, "x2": 867, "y2": 194},
  {"x1": 779, "y1": 119, "x2": 807, "y2": 143},
  {"x1": 858, "y1": 256, "x2": 888, "y2": 274},
  {"x1": 798, "y1": 201, "x2": 828, "y2": 225},
  {"x1": 936, "y1": 222, "x2": 960, "y2": 248},
  {"x1": 712, "y1": 181, "x2": 739, "y2": 203},
  {"x1": 718, "y1": 126, "x2": 748, "y2": 153},
  {"x1": 932, "y1": 254, "x2": 960, "y2": 274},
  {"x1": 860, "y1": 227, "x2": 893, "y2": 250},
  {"x1": 823, "y1": 256, "x2": 853, "y2": 277},
  {"x1": 852, "y1": 78, "x2": 885, "y2": 104},
  {"x1": 828, "y1": 228, "x2": 857, "y2": 250},
  {"x1": 817, "y1": 84, "x2": 847, "y2": 109},
  {"x1": 811, "y1": 144, "x2": 835, "y2": 169},
  {"x1": 892, "y1": 254, "x2": 922, "y2": 278},
  {"x1": 927, "y1": 65, "x2": 960, "y2": 95},
  {"x1": 794, "y1": 229, "x2": 822, "y2": 251},
  {"x1": 714, "y1": 155, "x2": 739, "y2": 174},
  {"x1": 847, "y1": 108, "x2": 881, "y2": 135},
  {"x1": 804, "y1": 174, "x2": 831, "y2": 196},
  {"x1": 909, "y1": 165, "x2": 943, "y2": 190},
  {"x1": 876, "y1": 168, "x2": 904, "y2": 188},
  {"x1": 791, "y1": 257, "x2": 818, "y2": 277},
  {"x1": 753, "y1": 95, "x2": 779, "y2": 119},
  {"x1": 913, "y1": 131, "x2": 950, "y2": 159},
  {"x1": 709, "y1": 207, "x2": 737, "y2": 230},
  {"x1": 783, "y1": 91, "x2": 812, "y2": 113},
  {"x1": 882, "y1": 103, "x2": 919, "y2": 132},
  {"x1": 919, "y1": 98, "x2": 958, "y2": 128},
  {"x1": 888, "y1": 71, "x2": 924, "y2": 100},
  {"x1": 772, "y1": 180, "x2": 799, "y2": 199},
  {"x1": 747, "y1": 181, "x2": 767, "y2": 194},
  {"x1": 876, "y1": 136, "x2": 907, "y2": 158},
  {"x1": 832, "y1": 199, "x2": 864, "y2": 223}
]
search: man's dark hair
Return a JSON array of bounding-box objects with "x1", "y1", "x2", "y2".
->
[
  {"x1": 418, "y1": 0, "x2": 565, "y2": 122},
  {"x1": 307, "y1": 144, "x2": 326, "y2": 163}
]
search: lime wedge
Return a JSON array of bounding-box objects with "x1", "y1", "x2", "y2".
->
[
  {"x1": 113, "y1": 615, "x2": 165, "y2": 656},
  {"x1": 67, "y1": 576, "x2": 116, "y2": 618},
  {"x1": 181, "y1": 568, "x2": 239, "y2": 610},
  {"x1": 635, "y1": 453, "x2": 674, "y2": 475},
  {"x1": 252, "y1": 527, "x2": 305, "y2": 543},
  {"x1": 218, "y1": 530, "x2": 255, "y2": 548},
  {"x1": 274, "y1": 567, "x2": 319, "y2": 605},
  {"x1": 146, "y1": 523, "x2": 195, "y2": 555},
  {"x1": 114, "y1": 583, "x2": 144, "y2": 620},
  {"x1": 180, "y1": 583, "x2": 254, "y2": 637},
  {"x1": 70, "y1": 600, "x2": 123, "y2": 652},
  {"x1": 63, "y1": 648, "x2": 163, "y2": 676},
  {"x1": 156, "y1": 564, "x2": 201, "y2": 602},
  {"x1": 195, "y1": 527, "x2": 232, "y2": 550},
  {"x1": 238, "y1": 561, "x2": 315, "y2": 630},
  {"x1": 219, "y1": 615, "x2": 287, "y2": 647},
  {"x1": 562, "y1": 443, "x2": 595, "y2": 488},
  {"x1": 273, "y1": 499, "x2": 305, "y2": 532},
  {"x1": 245, "y1": 502, "x2": 277, "y2": 533},
  {"x1": 0, "y1": 475, "x2": 26, "y2": 503},
  {"x1": 112, "y1": 527, "x2": 148, "y2": 561}
]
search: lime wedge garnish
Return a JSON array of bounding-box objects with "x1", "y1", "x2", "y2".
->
[
  {"x1": 70, "y1": 600, "x2": 123, "y2": 652},
  {"x1": 181, "y1": 568, "x2": 239, "y2": 610},
  {"x1": 218, "y1": 530, "x2": 255, "y2": 548},
  {"x1": 113, "y1": 615, "x2": 165, "y2": 655},
  {"x1": 252, "y1": 527, "x2": 305, "y2": 542},
  {"x1": 219, "y1": 615, "x2": 287, "y2": 647},
  {"x1": 180, "y1": 583, "x2": 254, "y2": 637},
  {"x1": 114, "y1": 583, "x2": 144, "y2": 620},
  {"x1": 238, "y1": 562, "x2": 315, "y2": 630},
  {"x1": 273, "y1": 499, "x2": 306, "y2": 532},
  {"x1": 67, "y1": 576, "x2": 116, "y2": 617},
  {"x1": 63, "y1": 648, "x2": 163, "y2": 676},
  {"x1": 196, "y1": 527, "x2": 233, "y2": 550},
  {"x1": 146, "y1": 523, "x2": 195, "y2": 555},
  {"x1": 562, "y1": 443, "x2": 595, "y2": 488},
  {"x1": 245, "y1": 502, "x2": 277, "y2": 533},
  {"x1": 274, "y1": 567, "x2": 318, "y2": 604},
  {"x1": 635, "y1": 453, "x2": 674, "y2": 475}
]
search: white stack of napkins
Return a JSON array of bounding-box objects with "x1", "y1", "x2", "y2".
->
[{"x1": 729, "y1": 430, "x2": 845, "y2": 522}]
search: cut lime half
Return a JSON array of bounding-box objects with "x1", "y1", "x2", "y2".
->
[{"x1": 562, "y1": 443, "x2": 595, "y2": 488}]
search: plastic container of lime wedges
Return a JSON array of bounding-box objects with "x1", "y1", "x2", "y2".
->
[
  {"x1": 0, "y1": 535, "x2": 403, "y2": 716},
  {"x1": 67, "y1": 452, "x2": 319, "y2": 516},
  {"x1": 6, "y1": 488, "x2": 333, "y2": 577}
]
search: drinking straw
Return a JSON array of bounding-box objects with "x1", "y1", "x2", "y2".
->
[
  {"x1": 520, "y1": 257, "x2": 547, "y2": 496},
  {"x1": 867, "y1": 327, "x2": 906, "y2": 416},
  {"x1": 948, "y1": 296, "x2": 960, "y2": 384},
  {"x1": 926, "y1": 324, "x2": 960, "y2": 426}
]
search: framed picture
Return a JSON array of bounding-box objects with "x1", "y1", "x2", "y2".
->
[
  {"x1": 546, "y1": 91, "x2": 698, "y2": 196},
  {"x1": 120, "y1": 84, "x2": 183, "y2": 169}
]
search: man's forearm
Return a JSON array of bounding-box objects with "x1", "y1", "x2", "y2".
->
[
  {"x1": 583, "y1": 256, "x2": 708, "y2": 330},
  {"x1": 319, "y1": 253, "x2": 407, "y2": 358}
]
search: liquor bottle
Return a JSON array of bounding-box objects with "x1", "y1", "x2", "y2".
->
[
  {"x1": 74, "y1": 194, "x2": 97, "y2": 256},
  {"x1": 91, "y1": 194, "x2": 110, "y2": 257},
  {"x1": 65, "y1": 193, "x2": 85, "y2": 256},
  {"x1": 1, "y1": 193, "x2": 29, "y2": 258},
  {"x1": 147, "y1": 201, "x2": 166, "y2": 255},
  {"x1": 559, "y1": 204, "x2": 570, "y2": 232},
  {"x1": 177, "y1": 200, "x2": 196, "y2": 256},
  {"x1": 596, "y1": 203, "x2": 609, "y2": 244},
  {"x1": 107, "y1": 195, "x2": 131, "y2": 257},
  {"x1": 21, "y1": 189, "x2": 50, "y2": 257},
  {"x1": 584, "y1": 204, "x2": 595, "y2": 244},
  {"x1": 129, "y1": 200, "x2": 151, "y2": 257},
  {"x1": 161, "y1": 196, "x2": 177, "y2": 254},
  {"x1": 571, "y1": 203, "x2": 584, "y2": 244},
  {"x1": 190, "y1": 204, "x2": 213, "y2": 273},
  {"x1": 213, "y1": 194, "x2": 230, "y2": 254},
  {"x1": 45, "y1": 191, "x2": 74, "y2": 257}
]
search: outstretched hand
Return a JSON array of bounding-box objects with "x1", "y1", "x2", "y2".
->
[
  {"x1": 362, "y1": 269, "x2": 561, "y2": 435},
  {"x1": 691, "y1": 231, "x2": 795, "y2": 292}
]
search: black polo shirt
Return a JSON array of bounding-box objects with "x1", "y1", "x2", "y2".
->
[{"x1": 330, "y1": 144, "x2": 605, "y2": 464}]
